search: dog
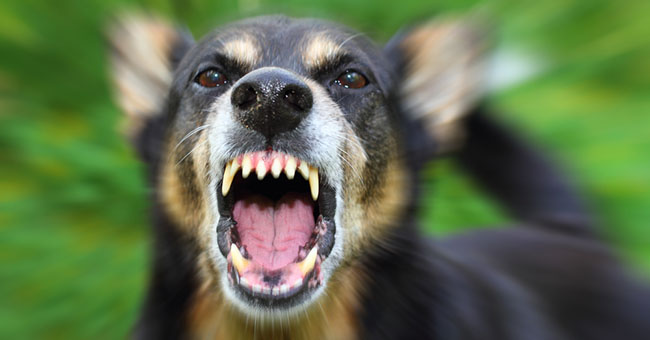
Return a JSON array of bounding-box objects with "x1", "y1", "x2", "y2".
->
[{"x1": 108, "y1": 14, "x2": 650, "y2": 339}]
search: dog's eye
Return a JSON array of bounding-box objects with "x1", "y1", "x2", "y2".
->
[
  {"x1": 334, "y1": 70, "x2": 367, "y2": 89},
  {"x1": 196, "y1": 68, "x2": 228, "y2": 88}
]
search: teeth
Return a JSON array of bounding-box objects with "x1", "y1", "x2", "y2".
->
[
  {"x1": 298, "y1": 162, "x2": 309, "y2": 180},
  {"x1": 292, "y1": 278, "x2": 303, "y2": 289},
  {"x1": 271, "y1": 158, "x2": 282, "y2": 178},
  {"x1": 222, "y1": 161, "x2": 234, "y2": 196},
  {"x1": 230, "y1": 244, "x2": 250, "y2": 274},
  {"x1": 256, "y1": 160, "x2": 267, "y2": 180},
  {"x1": 224, "y1": 154, "x2": 324, "y2": 296},
  {"x1": 309, "y1": 167, "x2": 319, "y2": 201},
  {"x1": 224, "y1": 154, "x2": 320, "y2": 199},
  {"x1": 230, "y1": 158, "x2": 240, "y2": 177},
  {"x1": 299, "y1": 247, "x2": 318, "y2": 275},
  {"x1": 285, "y1": 157, "x2": 297, "y2": 179},
  {"x1": 242, "y1": 155, "x2": 252, "y2": 178}
]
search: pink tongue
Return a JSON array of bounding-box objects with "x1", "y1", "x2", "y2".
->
[{"x1": 233, "y1": 192, "x2": 314, "y2": 270}]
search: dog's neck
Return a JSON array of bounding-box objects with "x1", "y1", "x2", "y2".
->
[{"x1": 187, "y1": 261, "x2": 365, "y2": 340}]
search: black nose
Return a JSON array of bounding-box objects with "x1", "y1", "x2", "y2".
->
[{"x1": 231, "y1": 68, "x2": 313, "y2": 139}]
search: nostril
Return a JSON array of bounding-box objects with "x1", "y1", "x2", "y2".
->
[
  {"x1": 232, "y1": 84, "x2": 258, "y2": 110},
  {"x1": 283, "y1": 85, "x2": 313, "y2": 112},
  {"x1": 284, "y1": 89, "x2": 298, "y2": 108}
]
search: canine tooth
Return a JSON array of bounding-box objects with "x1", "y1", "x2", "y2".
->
[
  {"x1": 309, "y1": 167, "x2": 319, "y2": 201},
  {"x1": 298, "y1": 162, "x2": 309, "y2": 180},
  {"x1": 293, "y1": 278, "x2": 303, "y2": 289},
  {"x1": 272, "y1": 287, "x2": 280, "y2": 296},
  {"x1": 280, "y1": 284, "x2": 288, "y2": 294},
  {"x1": 222, "y1": 161, "x2": 234, "y2": 196},
  {"x1": 240, "y1": 277, "x2": 249, "y2": 289},
  {"x1": 230, "y1": 244, "x2": 250, "y2": 273},
  {"x1": 230, "y1": 158, "x2": 240, "y2": 177},
  {"x1": 271, "y1": 158, "x2": 282, "y2": 178},
  {"x1": 299, "y1": 247, "x2": 318, "y2": 275},
  {"x1": 256, "y1": 160, "x2": 267, "y2": 180},
  {"x1": 285, "y1": 157, "x2": 297, "y2": 179},
  {"x1": 242, "y1": 155, "x2": 252, "y2": 178},
  {"x1": 253, "y1": 284, "x2": 261, "y2": 293}
]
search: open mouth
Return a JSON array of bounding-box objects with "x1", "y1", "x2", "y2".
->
[{"x1": 216, "y1": 151, "x2": 336, "y2": 306}]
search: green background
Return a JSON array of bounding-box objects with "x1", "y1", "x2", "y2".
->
[{"x1": 1, "y1": 0, "x2": 649, "y2": 338}]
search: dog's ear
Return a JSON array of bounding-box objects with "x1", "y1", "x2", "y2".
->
[
  {"x1": 108, "y1": 14, "x2": 193, "y2": 139},
  {"x1": 384, "y1": 17, "x2": 488, "y2": 154}
]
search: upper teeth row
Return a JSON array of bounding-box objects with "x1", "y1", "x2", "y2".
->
[{"x1": 222, "y1": 152, "x2": 319, "y2": 200}]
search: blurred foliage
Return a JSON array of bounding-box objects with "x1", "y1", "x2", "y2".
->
[{"x1": 1, "y1": 0, "x2": 649, "y2": 338}]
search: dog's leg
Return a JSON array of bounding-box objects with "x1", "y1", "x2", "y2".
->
[{"x1": 456, "y1": 107, "x2": 593, "y2": 236}]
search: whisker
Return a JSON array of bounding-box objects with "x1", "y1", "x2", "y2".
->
[
  {"x1": 176, "y1": 140, "x2": 207, "y2": 165},
  {"x1": 174, "y1": 124, "x2": 211, "y2": 150},
  {"x1": 316, "y1": 299, "x2": 330, "y2": 329},
  {"x1": 337, "y1": 147, "x2": 365, "y2": 186},
  {"x1": 337, "y1": 32, "x2": 365, "y2": 51}
]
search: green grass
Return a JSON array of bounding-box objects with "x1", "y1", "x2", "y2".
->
[{"x1": 1, "y1": 0, "x2": 649, "y2": 338}]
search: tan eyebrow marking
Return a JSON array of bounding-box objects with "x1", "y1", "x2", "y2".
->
[
  {"x1": 302, "y1": 33, "x2": 346, "y2": 70},
  {"x1": 222, "y1": 34, "x2": 261, "y2": 66}
]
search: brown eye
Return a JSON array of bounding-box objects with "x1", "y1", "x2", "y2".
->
[
  {"x1": 334, "y1": 70, "x2": 368, "y2": 89},
  {"x1": 196, "y1": 68, "x2": 227, "y2": 88}
]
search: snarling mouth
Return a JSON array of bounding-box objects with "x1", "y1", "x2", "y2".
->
[{"x1": 216, "y1": 151, "x2": 336, "y2": 306}]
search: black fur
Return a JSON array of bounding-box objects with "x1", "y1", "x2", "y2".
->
[
  {"x1": 122, "y1": 16, "x2": 650, "y2": 339},
  {"x1": 358, "y1": 107, "x2": 650, "y2": 339},
  {"x1": 457, "y1": 109, "x2": 593, "y2": 236},
  {"x1": 133, "y1": 203, "x2": 200, "y2": 339},
  {"x1": 358, "y1": 94, "x2": 650, "y2": 339}
]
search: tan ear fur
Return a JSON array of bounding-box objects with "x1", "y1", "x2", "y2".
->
[
  {"x1": 108, "y1": 14, "x2": 185, "y2": 138},
  {"x1": 399, "y1": 17, "x2": 488, "y2": 153}
]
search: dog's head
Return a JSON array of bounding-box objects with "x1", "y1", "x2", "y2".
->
[{"x1": 110, "y1": 14, "x2": 485, "y2": 316}]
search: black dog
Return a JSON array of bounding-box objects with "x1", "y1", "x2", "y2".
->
[{"x1": 109, "y1": 14, "x2": 650, "y2": 339}]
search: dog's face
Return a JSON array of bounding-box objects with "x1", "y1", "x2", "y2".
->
[
  {"x1": 110, "y1": 15, "x2": 484, "y2": 317},
  {"x1": 167, "y1": 16, "x2": 403, "y2": 314}
]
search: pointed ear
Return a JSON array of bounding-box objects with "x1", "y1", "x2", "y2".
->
[
  {"x1": 385, "y1": 17, "x2": 489, "y2": 154},
  {"x1": 108, "y1": 14, "x2": 193, "y2": 139}
]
